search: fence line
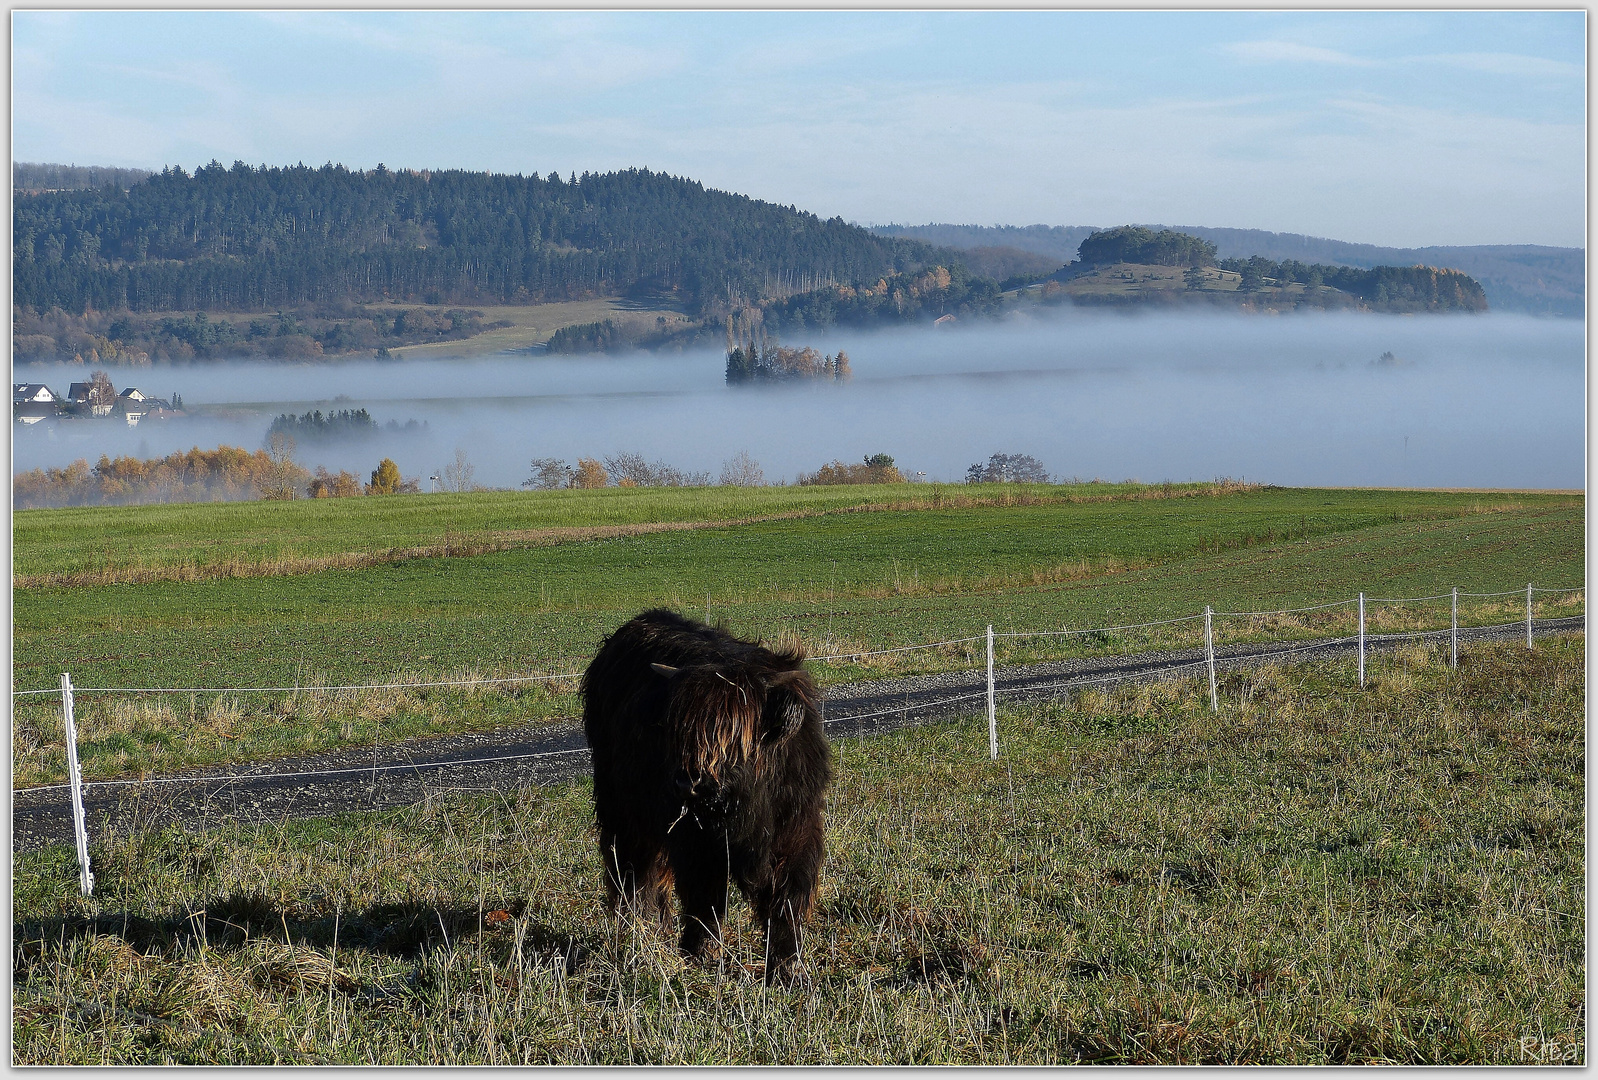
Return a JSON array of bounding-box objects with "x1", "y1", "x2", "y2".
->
[
  {"x1": 14, "y1": 670, "x2": 586, "y2": 699},
  {"x1": 820, "y1": 688, "x2": 995, "y2": 727},
  {"x1": 809, "y1": 634, "x2": 985, "y2": 663},
  {"x1": 1364, "y1": 591, "x2": 1458, "y2": 604},
  {"x1": 994, "y1": 612, "x2": 1204, "y2": 640},
  {"x1": 13, "y1": 581, "x2": 1585, "y2": 701},
  {"x1": 21, "y1": 746, "x2": 597, "y2": 798},
  {"x1": 60, "y1": 675, "x2": 94, "y2": 896},
  {"x1": 815, "y1": 654, "x2": 1224, "y2": 730},
  {"x1": 18, "y1": 579, "x2": 1588, "y2": 904},
  {"x1": 21, "y1": 616, "x2": 1576, "y2": 802},
  {"x1": 1212, "y1": 598, "x2": 1358, "y2": 617}
]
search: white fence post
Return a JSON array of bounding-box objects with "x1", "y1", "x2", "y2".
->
[
  {"x1": 1451, "y1": 587, "x2": 1458, "y2": 670},
  {"x1": 61, "y1": 673, "x2": 95, "y2": 897},
  {"x1": 1357, "y1": 593, "x2": 1366, "y2": 688},
  {"x1": 1204, "y1": 606, "x2": 1218, "y2": 712},
  {"x1": 1527, "y1": 583, "x2": 1534, "y2": 648},
  {"x1": 986, "y1": 625, "x2": 997, "y2": 759}
]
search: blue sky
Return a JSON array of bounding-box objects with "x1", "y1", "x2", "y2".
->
[{"x1": 12, "y1": 10, "x2": 1586, "y2": 248}]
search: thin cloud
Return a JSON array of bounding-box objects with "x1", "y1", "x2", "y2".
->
[
  {"x1": 1419, "y1": 51, "x2": 1584, "y2": 80},
  {"x1": 1224, "y1": 40, "x2": 1374, "y2": 67},
  {"x1": 1225, "y1": 37, "x2": 1582, "y2": 82}
]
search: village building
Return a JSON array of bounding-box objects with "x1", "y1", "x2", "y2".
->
[
  {"x1": 13, "y1": 383, "x2": 60, "y2": 424},
  {"x1": 118, "y1": 386, "x2": 151, "y2": 425},
  {"x1": 66, "y1": 380, "x2": 116, "y2": 417},
  {"x1": 120, "y1": 387, "x2": 179, "y2": 425}
]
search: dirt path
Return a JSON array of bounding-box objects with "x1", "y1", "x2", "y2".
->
[{"x1": 12, "y1": 619, "x2": 1581, "y2": 852}]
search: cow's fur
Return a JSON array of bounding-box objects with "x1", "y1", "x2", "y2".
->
[{"x1": 581, "y1": 609, "x2": 830, "y2": 978}]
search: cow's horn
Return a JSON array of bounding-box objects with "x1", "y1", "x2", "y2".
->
[{"x1": 650, "y1": 662, "x2": 679, "y2": 677}]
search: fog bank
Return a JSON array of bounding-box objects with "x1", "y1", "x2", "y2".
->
[{"x1": 13, "y1": 310, "x2": 1584, "y2": 492}]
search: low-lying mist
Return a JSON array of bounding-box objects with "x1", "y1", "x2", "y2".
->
[{"x1": 13, "y1": 309, "x2": 1584, "y2": 494}]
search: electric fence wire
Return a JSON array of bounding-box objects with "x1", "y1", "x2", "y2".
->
[{"x1": 16, "y1": 618, "x2": 1584, "y2": 799}]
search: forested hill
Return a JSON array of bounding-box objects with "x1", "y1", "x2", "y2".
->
[
  {"x1": 874, "y1": 222, "x2": 1581, "y2": 316},
  {"x1": 13, "y1": 162, "x2": 941, "y2": 315}
]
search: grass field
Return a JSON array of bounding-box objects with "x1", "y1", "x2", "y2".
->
[
  {"x1": 15, "y1": 481, "x2": 1266, "y2": 583},
  {"x1": 370, "y1": 298, "x2": 689, "y2": 359},
  {"x1": 13, "y1": 638, "x2": 1584, "y2": 1064},
  {"x1": 12, "y1": 483, "x2": 1583, "y2": 786},
  {"x1": 1056, "y1": 262, "x2": 1337, "y2": 302},
  {"x1": 99, "y1": 298, "x2": 691, "y2": 364}
]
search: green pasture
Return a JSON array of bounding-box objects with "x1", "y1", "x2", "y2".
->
[
  {"x1": 16, "y1": 482, "x2": 1091, "y2": 581},
  {"x1": 12, "y1": 485, "x2": 1584, "y2": 785},
  {"x1": 14, "y1": 638, "x2": 1585, "y2": 1063},
  {"x1": 10, "y1": 481, "x2": 1572, "y2": 582},
  {"x1": 14, "y1": 488, "x2": 1582, "y2": 690}
]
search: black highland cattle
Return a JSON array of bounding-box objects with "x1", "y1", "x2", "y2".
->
[{"x1": 581, "y1": 609, "x2": 831, "y2": 979}]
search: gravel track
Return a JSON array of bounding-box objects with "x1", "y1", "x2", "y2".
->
[{"x1": 12, "y1": 617, "x2": 1582, "y2": 852}]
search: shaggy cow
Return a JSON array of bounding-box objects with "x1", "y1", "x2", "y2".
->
[{"x1": 581, "y1": 608, "x2": 830, "y2": 978}]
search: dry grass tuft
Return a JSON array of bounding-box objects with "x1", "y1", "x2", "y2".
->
[
  {"x1": 246, "y1": 942, "x2": 358, "y2": 993},
  {"x1": 149, "y1": 954, "x2": 262, "y2": 1028}
]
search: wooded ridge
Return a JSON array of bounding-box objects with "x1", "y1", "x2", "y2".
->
[
  {"x1": 13, "y1": 161, "x2": 941, "y2": 316},
  {"x1": 12, "y1": 164, "x2": 1496, "y2": 364}
]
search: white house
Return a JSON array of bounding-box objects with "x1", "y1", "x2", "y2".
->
[
  {"x1": 13, "y1": 383, "x2": 59, "y2": 424},
  {"x1": 118, "y1": 386, "x2": 148, "y2": 425}
]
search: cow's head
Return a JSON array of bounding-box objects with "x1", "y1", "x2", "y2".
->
[{"x1": 651, "y1": 659, "x2": 817, "y2": 790}]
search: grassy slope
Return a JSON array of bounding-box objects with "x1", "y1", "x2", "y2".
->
[
  {"x1": 14, "y1": 488, "x2": 1582, "y2": 688},
  {"x1": 1058, "y1": 263, "x2": 1343, "y2": 304},
  {"x1": 11, "y1": 487, "x2": 1583, "y2": 786},
  {"x1": 13, "y1": 638, "x2": 1585, "y2": 1064},
  {"x1": 373, "y1": 299, "x2": 690, "y2": 359},
  {"x1": 15, "y1": 482, "x2": 1219, "y2": 580}
]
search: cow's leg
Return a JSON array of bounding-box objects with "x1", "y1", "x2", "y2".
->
[
  {"x1": 600, "y1": 826, "x2": 673, "y2": 935},
  {"x1": 668, "y1": 830, "x2": 731, "y2": 962},
  {"x1": 748, "y1": 805, "x2": 825, "y2": 981}
]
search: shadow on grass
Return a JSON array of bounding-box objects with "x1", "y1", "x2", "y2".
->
[{"x1": 15, "y1": 892, "x2": 595, "y2": 976}]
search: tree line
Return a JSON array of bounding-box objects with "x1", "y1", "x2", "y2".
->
[
  {"x1": 15, "y1": 442, "x2": 1052, "y2": 508},
  {"x1": 755, "y1": 264, "x2": 1001, "y2": 333},
  {"x1": 14, "y1": 162, "x2": 153, "y2": 192},
  {"x1": 12, "y1": 443, "x2": 429, "y2": 508},
  {"x1": 1075, "y1": 226, "x2": 1218, "y2": 268},
  {"x1": 13, "y1": 162, "x2": 941, "y2": 317},
  {"x1": 1056, "y1": 227, "x2": 1487, "y2": 312},
  {"x1": 14, "y1": 446, "x2": 303, "y2": 508},
  {"x1": 521, "y1": 450, "x2": 908, "y2": 489},
  {"x1": 14, "y1": 299, "x2": 510, "y2": 364},
  {"x1": 1213, "y1": 256, "x2": 1487, "y2": 312}
]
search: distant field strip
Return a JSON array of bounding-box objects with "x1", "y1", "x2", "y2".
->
[
  {"x1": 15, "y1": 514, "x2": 815, "y2": 588},
  {"x1": 13, "y1": 481, "x2": 1570, "y2": 583},
  {"x1": 14, "y1": 499, "x2": 1581, "y2": 695},
  {"x1": 13, "y1": 482, "x2": 1170, "y2": 580}
]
